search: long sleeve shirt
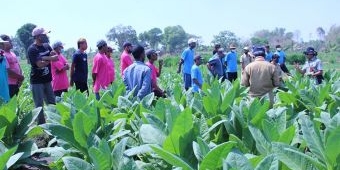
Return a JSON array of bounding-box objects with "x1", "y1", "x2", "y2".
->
[{"x1": 123, "y1": 61, "x2": 152, "y2": 99}]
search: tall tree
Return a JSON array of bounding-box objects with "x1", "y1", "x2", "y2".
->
[
  {"x1": 316, "y1": 27, "x2": 326, "y2": 41},
  {"x1": 325, "y1": 25, "x2": 340, "y2": 52},
  {"x1": 162, "y1": 25, "x2": 187, "y2": 54},
  {"x1": 16, "y1": 23, "x2": 36, "y2": 56},
  {"x1": 211, "y1": 30, "x2": 240, "y2": 49},
  {"x1": 148, "y1": 27, "x2": 163, "y2": 49},
  {"x1": 106, "y1": 25, "x2": 138, "y2": 51}
]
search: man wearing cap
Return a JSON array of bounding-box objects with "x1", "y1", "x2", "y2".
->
[
  {"x1": 120, "y1": 42, "x2": 133, "y2": 77},
  {"x1": 92, "y1": 40, "x2": 110, "y2": 100},
  {"x1": 177, "y1": 38, "x2": 196, "y2": 90},
  {"x1": 265, "y1": 45, "x2": 273, "y2": 62},
  {"x1": 28, "y1": 26, "x2": 58, "y2": 124},
  {"x1": 225, "y1": 44, "x2": 238, "y2": 82},
  {"x1": 51, "y1": 41, "x2": 69, "y2": 97},
  {"x1": 207, "y1": 48, "x2": 224, "y2": 80},
  {"x1": 275, "y1": 45, "x2": 289, "y2": 74},
  {"x1": 294, "y1": 47, "x2": 323, "y2": 84},
  {"x1": 0, "y1": 40, "x2": 10, "y2": 102},
  {"x1": 0, "y1": 34, "x2": 24, "y2": 97},
  {"x1": 123, "y1": 45, "x2": 152, "y2": 99},
  {"x1": 240, "y1": 46, "x2": 253, "y2": 71},
  {"x1": 241, "y1": 46, "x2": 280, "y2": 106},
  {"x1": 146, "y1": 49, "x2": 165, "y2": 97},
  {"x1": 191, "y1": 55, "x2": 203, "y2": 93},
  {"x1": 70, "y1": 38, "x2": 88, "y2": 93},
  {"x1": 106, "y1": 46, "x2": 115, "y2": 84}
]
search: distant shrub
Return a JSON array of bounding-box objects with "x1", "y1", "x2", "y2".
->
[{"x1": 287, "y1": 53, "x2": 305, "y2": 64}]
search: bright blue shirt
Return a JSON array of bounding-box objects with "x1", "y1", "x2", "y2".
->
[
  {"x1": 123, "y1": 61, "x2": 152, "y2": 99},
  {"x1": 225, "y1": 51, "x2": 238, "y2": 72},
  {"x1": 191, "y1": 64, "x2": 203, "y2": 92},
  {"x1": 276, "y1": 50, "x2": 286, "y2": 64},
  {"x1": 181, "y1": 48, "x2": 195, "y2": 74},
  {"x1": 265, "y1": 52, "x2": 273, "y2": 62},
  {"x1": 0, "y1": 57, "x2": 10, "y2": 102}
]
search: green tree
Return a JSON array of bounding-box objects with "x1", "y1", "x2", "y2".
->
[
  {"x1": 325, "y1": 25, "x2": 340, "y2": 52},
  {"x1": 211, "y1": 30, "x2": 240, "y2": 49},
  {"x1": 106, "y1": 25, "x2": 138, "y2": 51},
  {"x1": 162, "y1": 25, "x2": 187, "y2": 54},
  {"x1": 16, "y1": 23, "x2": 36, "y2": 62},
  {"x1": 64, "y1": 47, "x2": 77, "y2": 59},
  {"x1": 148, "y1": 27, "x2": 163, "y2": 49}
]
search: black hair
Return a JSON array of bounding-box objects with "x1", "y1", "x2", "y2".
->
[
  {"x1": 0, "y1": 34, "x2": 10, "y2": 41},
  {"x1": 132, "y1": 45, "x2": 145, "y2": 60}
]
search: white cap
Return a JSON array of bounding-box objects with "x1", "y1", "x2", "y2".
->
[
  {"x1": 32, "y1": 27, "x2": 50, "y2": 36},
  {"x1": 243, "y1": 47, "x2": 249, "y2": 50},
  {"x1": 188, "y1": 38, "x2": 197, "y2": 44}
]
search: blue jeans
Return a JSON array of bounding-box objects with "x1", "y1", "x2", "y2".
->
[{"x1": 183, "y1": 73, "x2": 191, "y2": 90}]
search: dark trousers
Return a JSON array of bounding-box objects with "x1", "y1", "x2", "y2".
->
[
  {"x1": 280, "y1": 63, "x2": 290, "y2": 74},
  {"x1": 9, "y1": 84, "x2": 19, "y2": 98},
  {"x1": 227, "y1": 72, "x2": 237, "y2": 82},
  {"x1": 54, "y1": 89, "x2": 68, "y2": 97},
  {"x1": 75, "y1": 81, "x2": 88, "y2": 94}
]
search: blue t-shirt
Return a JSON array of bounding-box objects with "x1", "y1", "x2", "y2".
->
[
  {"x1": 265, "y1": 52, "x2": 273, "y2": 62},
  {"x1": 0, "y1": 57, "x2": 10, "y2": 102},
  {"x1": 72, "y1": 50, "x2": 88, "y2": 83},
  {"x1": 191, "y1": 64, "x2": 203, "y2": 92},
  {"x1": 208, "y1": 54, "x2": 224, "y2": 78},
  {"x1": 181, "y1": 48, "x2": 194, "y2": 74},
  {"x1": 276, "y1": 51, "x2": 286, "y2": 64},
  {"x1": 225, "y1": 51, "x2": 238, "y2": 72}
]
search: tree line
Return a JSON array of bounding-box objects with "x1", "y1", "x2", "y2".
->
[{"x1": 10, "y1": 23, "x2": 340, "y2": 59}]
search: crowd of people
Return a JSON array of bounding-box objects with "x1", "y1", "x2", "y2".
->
[{"x1": 0, "y1": 26, "x2": 324, "y2": 123}]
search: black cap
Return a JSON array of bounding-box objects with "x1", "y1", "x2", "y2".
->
[{"x1": 123, "y1": 42, "x2": 132, "y2": 48}]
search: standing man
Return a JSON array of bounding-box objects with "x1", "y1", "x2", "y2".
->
[
  {"x1": 212, "y1": 44, "x2": 221, "y2": 55},
  {"x1": 207, "y1": 48, "x2": 224, "y2": 80},
  {"x1": 92, "y1": 40, "x2": 109, "y2": 100},
  {"x1": 191, "y1": 55, "x2": 203, "y2": 93},
  {"x1": 51, "y1": 41, "x2": 69, "y2": 97},
  {"x1": 145, "y1": 49, "x2": 165, "y2": 97},
  {"x1": 177, "y1": 38, "x2": 196, "y2": 90},
  {"x1": 225, "y1": 44, "x2": 238, "y2": 82},
  {"x1": 0, "y1": 34, "x2": 24, "y2": 97},
  {"x1": 265, "y1": 45, "x2": 273, "y2": 62},
  {"x1": 70, "y1": 38, "x2": 88, "y2": 93},
  {"x1": 27, "y1": 27, "x2": 58, "y2": 124},
  {"x1": 241, "y1": 46, "x2": 280, "y2": 106},
  {"x1": 294, "y1": 47, "x2": 323, "y2": 84},
  {"x1": 123, "y1": 45, "x2": 151, "y2": 99},
  {"x1": 240, "y1": 46, "x2": 253, "y2": 72},
  {"x1": 275, "y1": 45, "x2": 289, "y2": 74},
  {"x1": 120, "y1": 42, "x2": 133, "y2": 77},
  {"x1": 0, "y1": 40, "x2": 10, "y2": 102},
  {"x1": 106, "y1": 46, "x2": 115, "y2": 84}
]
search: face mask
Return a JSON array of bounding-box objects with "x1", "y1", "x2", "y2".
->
[
  {"x1": 231, "y1": 49, "x2": 236, "y2": 52},
  {"x1": 276, "y1": 48, "x2": 281, "y2": 51}
]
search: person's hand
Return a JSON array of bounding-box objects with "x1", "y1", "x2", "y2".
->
[
  {"x1": 70, "y1": 80, "x2": 74, "y2": 86},
  {"x1": 64, "y1": 63, "x2": 70, "y2": 70},
  {"x1": 294, "y1": 62, "x2": 300, "y2": 69},
  {"x1": 176, "y1": 68, "x2": 181, "y2": 74},
  {"x1": 158, "y1": 59, "x2": 163, "y2": 66},
  {"x1": 17, "y1": 75, "x2": 24, "y2": 82}
]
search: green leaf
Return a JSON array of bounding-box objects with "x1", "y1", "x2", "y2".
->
[
  {"x1": 324, "y1": 113, "x2": 340, "y2": 166},
  {"x1": 0, "y1": 145, "x2": 18, "y2": 170},
  {"x1": 300, "y1": 115, "x2": 327, "y2": 163},
  {"x1": 278, "y1": 125, "x2": 296, "y2": 144},
  {"x1": 151, "y1": 145, "x2": 194, "y2": 170},
  {"x1": 0, "y1": 127, "x2": 6, "y2": 140},
  {"x1": 112, "y1": 138, "x2": 128, "y2": 169},
  {"x1": 197, "y1": 137, "x2": 210, "y2": 159},
  {"x1": 199, "y1": 142, "x2": 236, "y2": 170},
  {"x1": 248, "y1": 125, "x2": 271, "y2": 155},
  {"x1": 89, "y1": 147, "x2": 111, "y2": 170},
  {"x1": 16, "y1": 140, "x2": 38, "y2": 160},
  {"x1": 249, "y1": 100, "x2": 270, "y2": 128},
  {"x1": 73, "y1": 113, "x2": 91, "y2": 148},
  {"x1": 140, "y1": 124, "x2": 166, "y2": 145},
  {"x1": 15, "y1": 109, "x2": 40, "y2": 139},
  {"x1": 229, "y1": 134, "x2": 250, "y2": 153},
  {"x1": 224, "y1": 150, "x2": 253, "y2": 170},
  {"x1": 62, "y1": 156, "x2": 94, "y2": 170},
  {"x1": 254, "y1": 154, "x2": 278, "y2": 170},
  {"x1": 124, "y1": 144, "x2": 152, "y2": 157}
]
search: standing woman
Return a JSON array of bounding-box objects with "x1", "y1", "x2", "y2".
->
[
  {"x1": 106, "y1": 46, "x2": 115, "y2": 84},
  {"x1": 51, "y1": 41, "x2": 69, "y2": 97}
]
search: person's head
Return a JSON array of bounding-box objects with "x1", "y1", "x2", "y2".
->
[
  {"x1": 96, "y1": 39, "x2": 108, "y2": 52},
  {"x1": 32, "y1": 27, "x2": 50, "y2": 44},
  {"x1": 276, "y1": 45, "x2": 282, "y2": 51},
  {"x1": 252, "y1": 46, "x2": 266, "y2": 58},
  {"x1": 146, "y1": 49, "x2": 158, "y2": 62},
  {"x1": 188, "y1": 38, "x2": 197, "y2": 49},
  {"x1": 243, "y1": 46, "x2": 249, "y2": 54},
  {"x1": 265, "y1": 45, "x2": 270, "y2": 52},
  {"x1": 194, "y1": 55, "x2": 202, "y2": 65},
  {"x1": 123, "y1": 42, "x2": 133, "y2": 54},
  {"x1": 214, "y1": 44, "x2": 221, "y2": 50},
  {"x1": 77, "y1": 38, "x2": 87, "y2": 51},
  {"x1": 52, "y1": 41, "x2": 64, "y2": 54},
  {"x1": 229, "y1": 44, "x2": 236, "y2": 52},
  {"x1": 303, "y1": 47, "x2": 317, "y2": 60},
  {"x1": 106, "y1": 46, "x2": 114, "y2": 57},
  {"x1": 132, "y1": 45, "x2": 145, "y2": 62},
  {"x1": 0, "y1": 40, "x2": 8, "y2": 58},
  {"x1": 217, "y1": 48, "x2": 225, "y2": 58},
  {"x1": 0, "y1": 34, "x2": 12, "y2": 51},
  {"x1": 272, "y1": 52, "x2": 280, "y2": 63}
]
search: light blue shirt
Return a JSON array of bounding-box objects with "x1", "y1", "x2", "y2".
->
[
  {"x1": 225, "y1": 51, "x2": 238, "y2": 72},
  {"x1": 276, "y1": 50, "x2": 286, "y2": 64},
  {"x1": 0, "y1": 57, "x2": 10, "y2": 102},
  {"x1": 265, "y1": 52, "x2": 273, "y2": 62},
  {"x1": 181, "y1": 48, "x2": 195, "y2": 74},
  {"x1": 191, "y1": 64, "x2": 203, "y2": 92},
  {"x1": 123, "y1": 61, "x2": 152, "y2": 99}
]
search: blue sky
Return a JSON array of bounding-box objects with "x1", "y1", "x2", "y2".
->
[{"x1": 1, "y1": 0, "x2": 339, "y2": 50}]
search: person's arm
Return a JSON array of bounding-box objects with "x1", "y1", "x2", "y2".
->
[
  {"x1": 191, "y1": 66, "x2": 201, "y2": 88},
  {"x1": 137, "y1": 69, "x2": 152, "y2": 99},
  {"x1": 157, "y1": 59, "x2": 163, "y2": 77},
  {"x1": 177, "y1": 59, "x2": 184, "y2": 73},
  {"x1": 92, "y1": 73, "x2": 97, "y2": 86},
  {"x1": 7, "y1": 69, "x2": 24, "y2": 82},
  {"x1": 312, "y1": 60, "x2": 323, "y2": 77},
  {"x1": 241, "y1": 68, "x2": 250, "y2": 87},
  {"x1": 294, "y1": 63, "x2": 306, "y2": 75},
  {"x1": 272, "y1": 66, "x2": 281, "y2": 87}
]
